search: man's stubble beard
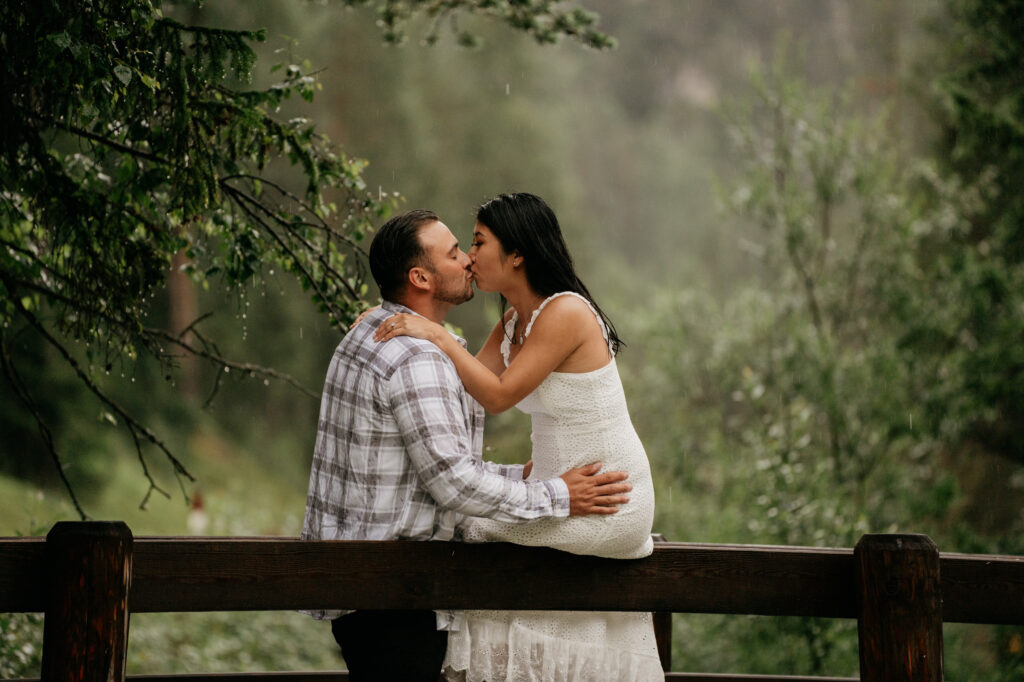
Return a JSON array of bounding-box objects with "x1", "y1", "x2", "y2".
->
[
  {"x1": 432, "y1": 272, "x2": 475, "y2": 306},
  {"x1": 434, "y1": 283, "x2": 474, "y2": 306}
]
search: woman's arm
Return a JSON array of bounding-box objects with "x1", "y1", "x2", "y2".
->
[
  {"x1": 475, "y1": 309, "x2": 514, "y2": 376},
  {"x1": 376, "y1": 297, "x2": 602, "y2": 413}
]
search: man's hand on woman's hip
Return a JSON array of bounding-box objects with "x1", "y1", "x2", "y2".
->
[{"x1": 561, "y1": 462, "x2": 631, "y2": 516}]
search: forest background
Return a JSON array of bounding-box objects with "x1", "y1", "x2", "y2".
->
[{"x1": 2, "y1": 0, "x2": 1022, "y2": 678}]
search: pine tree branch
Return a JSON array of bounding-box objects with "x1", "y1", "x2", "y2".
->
[
  {"x1": 33, "y1": 117, "x2": 173, "y2": 166},
  {"x1": 143, "y1": 323, "x2": 320, "y2": 400},
  {"x1": 220, "y1": 182, "x2": 362, "y2": 311},
  {"x1": 9, "y1": 292, "x2": 196, "y2": 510},
  {"x1": 0, "y1": 330, "x2": 89, "y2": 521},
  {"x1": 219, "y1": 174, "x2": 368, "y2": 252}
]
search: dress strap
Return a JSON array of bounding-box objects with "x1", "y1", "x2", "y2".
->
[
  {"x1": 523, "y1": 291, "x2": 613, "y2": 356},
  {"x1": 499, "y1": 311, "x2": 517, "y2": 367}
]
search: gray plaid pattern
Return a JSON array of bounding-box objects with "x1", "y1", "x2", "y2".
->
[{"x1": 302, "y1": 301, "x2": 569, "y2": 619}]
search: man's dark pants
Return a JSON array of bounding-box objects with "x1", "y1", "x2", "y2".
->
[{"x1": 332, "y1": 609, "x2": 447, "y2": 681}]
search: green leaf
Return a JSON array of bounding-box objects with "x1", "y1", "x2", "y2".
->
[
  {"x1": 113, "y1": 64, "x2": 132, "y2": 86},
  {"x1": 47, "y1": 31, "x2": 72, "y2": 49}
]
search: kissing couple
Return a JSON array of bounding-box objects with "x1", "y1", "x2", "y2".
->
[{"x1": 302, "y1": 192, "x2": 662, "y2": 681}]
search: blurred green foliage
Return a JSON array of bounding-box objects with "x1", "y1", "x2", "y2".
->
[
  {"x1": 0, "y1": 612, "x2": 43, "y2": 678},
  {"x1": 2, "y1": 0, "x2": 1023, "y2": 678},
  {"x1": 917, "y1": 0, "x2": 1024, "y2": 465},
  {"x1": 127, "y1": 612, "x2": 343, "y2": 672},
  {"x1": 0, "y1": 0, "x2": 396, "y2": 515}
]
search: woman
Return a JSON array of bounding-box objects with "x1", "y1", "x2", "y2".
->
[{"x1": 375, "y1": 193, "x2": 661, "y2": 681}]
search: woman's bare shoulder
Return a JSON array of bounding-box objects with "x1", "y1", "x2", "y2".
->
[
  {"x1": 539, "y1": 293, "x2": 595, "y2": 320},
  {"x1": 531, "y1": 293, "x2": 602, "y2": 335}
]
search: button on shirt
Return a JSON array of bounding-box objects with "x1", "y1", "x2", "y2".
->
[{"x1": 301, "y1": 301, "x2": 570, "y2": 619}]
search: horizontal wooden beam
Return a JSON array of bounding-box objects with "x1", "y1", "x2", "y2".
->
[
  {"x1": 131, "y1": 539, "x2": 859, "y2": 616},
  {"x1": 0, "y1": 537, "x2": 45, "y2": 613},
  {"x1": 10, "y1": 672, "x2": 860, "y2": 681},
  {"x1": 1, "y1": 537, "x2": 1021, "y2": 624},
  {"x1": 940, "y1": 551, "x2": 1024, "y2": 625}
]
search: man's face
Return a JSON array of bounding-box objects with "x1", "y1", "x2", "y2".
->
[{"x1": 417, "y1": 220, "x2": 474, "y2": 305}]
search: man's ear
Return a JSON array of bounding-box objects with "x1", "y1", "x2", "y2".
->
[{"x1": 407, "y1": 266, "x2": 431, "y2": 292}]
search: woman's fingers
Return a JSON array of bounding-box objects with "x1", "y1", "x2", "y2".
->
[
  {"x1": 374, "y1": 314, "x2": 439, "y2": 342},
  {"x1": 373, "y1": 314, "x2": 405, "y2": 341},
  {"x1": 349, "y1": 305, "x2": 379, "y2": 330}
]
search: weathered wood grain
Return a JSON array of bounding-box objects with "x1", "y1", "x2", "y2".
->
[
  {"x1": 855, "y1": 535, "x2": 942, "y2": 681},
  {"x1": 1, "y1": 536, "x2": 1020, "y2": 623},
  {"x1": 124, "y1": 539, "x2": 856, "y2": 615},
  {"x1": 40, "y1": 521, "x2": 132, "y2": 682},
  {"x1": 0, "y1": 535, "x2": 46, "y2": 612},
  {"x1": 940, "y1": 551, "x2": 1024, "y2": 624}
]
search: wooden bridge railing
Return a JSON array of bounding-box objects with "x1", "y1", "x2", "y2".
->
[{"x1": 2, "y1": 522, "x2": 1023, "y2": 681}]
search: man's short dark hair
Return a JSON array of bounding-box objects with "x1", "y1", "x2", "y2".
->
[{"x1": 368, "y1": 209, "x2": 439, "y2": 302}]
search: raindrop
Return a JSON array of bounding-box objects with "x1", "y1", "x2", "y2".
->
[
  {"x1": 224, "y1": 367, "x2": 230, "y2": 373},
  {"x1": 505, "y1": 83, "x2": 510, "y2": 95}
]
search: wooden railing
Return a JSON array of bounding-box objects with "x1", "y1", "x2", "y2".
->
[{"x1": 2, "y1": 522, "x2": 1023, "y2": 681}]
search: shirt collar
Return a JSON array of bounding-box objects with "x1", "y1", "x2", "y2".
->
[{"x1": 380, "y1": 300, "x2": 468, "y2": 349}]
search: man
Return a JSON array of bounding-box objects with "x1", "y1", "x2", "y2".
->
[{"x1": 301, "y1": 209, "x2": 632, "y2": 680}]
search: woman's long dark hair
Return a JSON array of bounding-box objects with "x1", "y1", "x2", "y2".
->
[{"x1": 476, "y1": 192, "x2": 623, "y2": 354}]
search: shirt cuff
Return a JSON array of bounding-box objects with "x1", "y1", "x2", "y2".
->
[
  {"x1": 546, "y1": 477, "x2": 571, "y2": 517},
  {"x1": 501, "y1": 462, "x2": 525, "y2": 479}
]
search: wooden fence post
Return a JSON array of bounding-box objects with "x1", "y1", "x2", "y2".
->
[
  {"x1": 854, "y1": 534, "x2": 943, "y2": 681},
  {"x1": 41, "y1": 521, "x2": 133, "y2": 682},
  {"x1": 651, "y1": 533, "x2": 672, "y2": 672}
]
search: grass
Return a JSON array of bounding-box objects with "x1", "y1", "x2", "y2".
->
[{"x1": 0, "y1": 420, "x2": 345, "y2": 675}]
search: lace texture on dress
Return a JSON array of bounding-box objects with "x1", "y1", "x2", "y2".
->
[
  {"x1": 443, "y1": 611, "x2": 664, "y2": 682},
  {"x1": 444, "y1": 291, "x2": 661, "y2": 681}
]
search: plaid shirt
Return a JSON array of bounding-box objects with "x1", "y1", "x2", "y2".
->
[{"x1": 301, "y1": 301, "x2": 570, "y2": 619}]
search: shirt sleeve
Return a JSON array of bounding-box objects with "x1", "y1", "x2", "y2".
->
[
  {"x1": 482, "y1": 460, "x2": 526, "y2": 479},
  {"x1": 389, "y1": 351, "x2": 569, "y2": 522}
]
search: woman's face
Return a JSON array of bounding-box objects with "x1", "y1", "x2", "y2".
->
[{"x1": 468, "y1": 222, "x2": 515, "y2": 293}]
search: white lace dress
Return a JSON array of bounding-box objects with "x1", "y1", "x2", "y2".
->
[{"x1": 442, "y1": 292, "x2": 662, "y2": 682}]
